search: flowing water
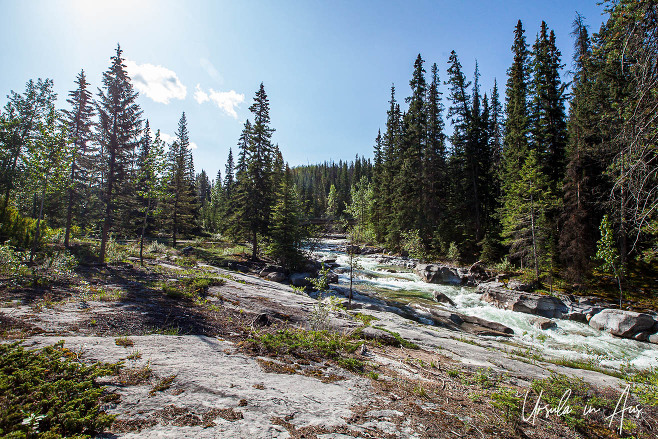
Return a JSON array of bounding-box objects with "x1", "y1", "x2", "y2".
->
[{"x1": 312, "y1": 239, "x2": 658, "y2": 370}]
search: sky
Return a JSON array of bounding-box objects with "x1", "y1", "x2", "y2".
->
[{"x1": 0, "y1": 0, "x2": 608, "y2": 180}]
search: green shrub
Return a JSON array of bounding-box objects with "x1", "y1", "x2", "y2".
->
[
  {"x1": 0, "y1": 244, "x2": 29, "y2": 277},
  {"x1": 0, "y1": 206, "x2": 40, "y2": 248},
  {"x1": 162, "y1": 276, "x2": 225, "y2": 299},
  {"x1": 0, "y1": 341, "x2": 120, "y2": 438},
  {"x1": 446, "y1": 242, "x2": 460, "y2": 264}
]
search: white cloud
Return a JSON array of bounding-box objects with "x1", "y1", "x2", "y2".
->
[
  {"x1": 125, "y1": 60, "x2": 187, "y2": 104},
  {"x1": 194, "y1": 84, "x2": 209, "y2": 104},
  {"x1": 208, "y1": 89, "x2": 244, "y2": 119},
  {"x1": 159, "y1": 132, "x2": 198, "y2": 150},
  {"x1": 194, "y1": 85, "x2": 244, "y2": 119},
  {"x1": 200, "y1": 58, "x2": 222, "y2": 83}
]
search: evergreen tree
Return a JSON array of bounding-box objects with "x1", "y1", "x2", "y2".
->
[
  {"x1": 233, "y1": 84, "x2": 277, "y2": 260},
  {"x1": 424, "y1": 63, "x2": 447, "y2": 243},
  {"x1": 395, "y1": 54, "x2": 427, "y2": 236},
  {"x1": 381, "y1": 85, "x2": 403, "y2": 246},
  {"x1": 164, "y1": 112, "x2": 197, "y2": 246},
  {"x1": 96, "y1": 44, "x2": 142, "y2": 262},
  {"x1": 268, "y1": 164, "x2": 305, "y2": 269},
  {"x1": 136, "y1": 126, "x2": 166, "y2": 264},
  {"x1": 530, "y1": 21, "x2": 568, "y2": 186},
  {"x1": 501, "y1": 150, "x2": 556, "y2": 281},
  {"x1": 500, "y1": 20, "x2": 532, "y2": 266},
  {"x1": 63, "y1": 70, "x2": 96, "y2": 247}
]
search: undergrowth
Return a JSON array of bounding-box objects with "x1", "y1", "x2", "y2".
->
[{"x1": 0, "y1": 341, "x2": 121, "y2": 438}]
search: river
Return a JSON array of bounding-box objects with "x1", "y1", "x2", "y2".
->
[{"x1": 312, "y1": 239, "x2": 658, "y2": 371}]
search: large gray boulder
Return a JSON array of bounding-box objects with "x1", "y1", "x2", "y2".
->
[
  {"x1": 266, "y1": 271, "x2": 286, "y2": 283},
  {"x1": 414, "y1": 263, "x2": 464, "y2": 285},
  {"x1": 478, "y1": 282, "x2": 568, "y2": 319},
  {"x1": 588, "y1": 309, "x2": 656, "y2": 339},
  {"x1": 289, "y1": 272, "x2": 313, "y2": 288}
]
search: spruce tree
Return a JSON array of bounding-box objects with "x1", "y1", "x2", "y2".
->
[
  {"x1": 500, "y1": 20, "x2": 532, "y2": 267},
  {"x1": 268, "y1": 164, "x2": 304, "y2": 269},
  {"x1": 136, "y1": 126, "x2": 166, "y2": 264},
  {"x1": 501, "y1": 150, "x2": 556, "y2": 281},
  {"x1": 63, "y1": 70, "x2": 96, "y2": 247},
  {"x1": 164, "y1": 112, "x2": 197, "y2": 246},
  {"x1": 424, "y1": 63, "x2": 447, "y2": 244},
  {"x1": 96, "y1": 45, "x2": 142, "y2": 262},
  {"x1": 233, "y1": 84, "x2": 277, "y2": 260},
  {"x1": 396, "y1": 54, "x2": 427, "y2": 236},
  {"x1": 530, "y1": 21, "x2": 567, "y2": 186}
]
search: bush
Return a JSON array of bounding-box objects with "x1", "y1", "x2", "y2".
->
[
  {"x1": 0, "y1": 244, "x2": 29, "y2": 278},
  {"x1": 401, "y1": 229, "x2": 426, "y2": 260},
  {"x1": 0, "y1": 206, "x2": 40, "y2": 249},
  {"x1": 0, "y1": 341, "x2": 119, "y2": 438},
  {"x1": 446, "y1": 242, "x2": 460, "y2": 264}
]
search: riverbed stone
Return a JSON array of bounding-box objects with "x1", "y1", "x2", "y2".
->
[
  {"x1": 414, "y1": 264, "x2": 463, "y2": 285},
  {"x1": 588, "y1": 309, "x2": 656, "y2": 338},
  {"x1": 530, "y1": 317, "x2": 557, "y2": 330},
  {"x1": 290, "y1": 272, "x2": 313, "y2": 287},
  {"x1": 507, "y1": 279, "x2": 534, "y2": 292},
  {"x1": 478, "y1": 284, "x2": 568, "y2": 319},
  {"x1": 266, "y1": 271, "x2": 286, "y2": 282},
  {"x1": 433, "y1": 291, "x2": 456, "y2": 306}
]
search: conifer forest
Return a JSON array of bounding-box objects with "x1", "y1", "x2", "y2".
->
[
  {"x1": 3, "y1": 2, "x2": 655, "y2": 287},
  {"x1": 2, "y1": 1, "x2": 658, "y2": 438}
]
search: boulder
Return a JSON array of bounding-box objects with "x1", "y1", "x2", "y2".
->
[
  {"x1": 289, "y1": 272, "x2": 313, "y2": 288},
  {"x1": 588, "y1": 309, "x2": 656, "y2": 339},
  {"x1": 266, "y1": 272, "x2": 286, "y2": 283},
  {"x1": 327, "y1": 272, "x2": 339, "y2": 284},
  {"x1": 414, "y1": 263, "x2": 463, "y2": 285},
  {"x1": 460, "y1": 314, "x2": 514, "y2": 335},
  {"x1": 530, "y1": 317, "x2": 557, "y2": 330},
  {"x1": 479, "y1": 284, "x2": 568, "y2": 319},
  {"x1": 648, "y1": 333, "x2": 658, "y2": 344},
  {"x1": 432, "y1": 291, "x2": 456, "y2": 306},
  {"x1": 507, "y1": 279, "x2": 534, "y2": 292},
  {"x1": 259, "y1": 265, "x2": 284, "y2": 277}
]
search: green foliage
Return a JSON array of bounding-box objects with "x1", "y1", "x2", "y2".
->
[
  {"x1": 307, "y1": 264, "x2": 330, "y2": 292},
  {"x1": 0, "y1": 206, "x2": 41, "y2": 249},
  {"x1": 268, "y1": 166, "x2": 306, "y2": 269},
  {"x1": 446, "y1": 241, "x2": 459, "y2": 263},
  {"x1": 627, "y1": 368, "x2": 658, "y2": 407},
  {"x1": 371, "y1": 326, "x2": 419, "y2": 349},
  {"x1": 0, "y1": 244, "x2": 29, "y2": 277},
  {"x1": 490, "y1": 387, "x2": 522, "y2": 424},
  {"x1": 352, "y1": 312, "x2": 378, "y2": 326},
  {"x1": 249, "y1": 329, "x2": 362, "y2": 368},
  {"x1": 401, "y1": 229, "x2": 426, "y2": 260},
  {"x1": 162, "y1": 276, "x2": 225, "y2": 299},
  {"x1": 0, "y1": 342, "x2": 119, "y2": 438}
]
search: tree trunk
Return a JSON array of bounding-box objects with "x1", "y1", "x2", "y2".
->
[
  {"x1": 530, "y1": 193, "x2": 540, "y2": 282},
  {"x1": 139, "y1": 198, "x2": 151, "y2": 266},
  {"x1": 64, "y1": 185, "x2": 74, "y2": 248},
  {"x1": 29, "y1": 187, "x2": 45, "y2": 264},
  {"x1": 251, "y1": 230, "x2": 258, "y2": 261}
]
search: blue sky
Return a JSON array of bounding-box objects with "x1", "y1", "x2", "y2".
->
[{"x1": 0, "y1": 0, "x2": 607, "y2": 179}]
